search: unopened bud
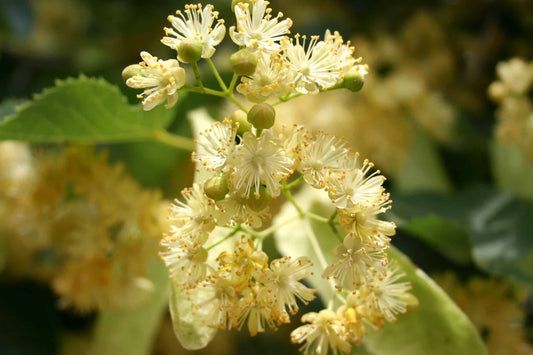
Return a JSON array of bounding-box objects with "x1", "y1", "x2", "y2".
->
[
  {"x1": 231, "y1": 110, "x2": 252, "y2": 134},
  {"x1": 343, "y1": 69, "x2": 365, "y2": 92},
  {"x1": 204, "y1": 176, "x2": 229, "y2": 201},
  {"x1": 246, "y1": 186, "x2": 272, "y2": 212},
  {"x1": 121, "y1": 64, "x2": 142, "y2": 82},
  {"x1": 178, "y1": 38, "x2": 203, "y2": 63},
  {"x1": 247, "y1": 103, "x2": 275, "y2": 130},
  {"x1": 230, "y1": 48, "x2": 258, "y2": 76}
]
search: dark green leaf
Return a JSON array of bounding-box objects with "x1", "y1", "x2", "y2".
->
[{"x1": 0, "y1": 77, "x2": 175, "y2": 143}]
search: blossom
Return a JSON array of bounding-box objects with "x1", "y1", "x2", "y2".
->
[
  {"x1": 237, "y1": 289, "x2": 276, "y2": 336},
  {"x1": 126, "y1": 52, "x2": 186, "y2": 111},
  {"x1": 281, "y1": 34, "x2": 341, "y2": 94},
  {"x1": 298, "y1": 131, "x2": 350, "y2": 188},
  {"x1": 495, "y1": 58, "x2": 533, "y2": 95},
  {"x1": 230, "y1": 129, "x2": 293, "y2": 198},
  {"x1": 237, "y1": 52, "x2": 293, "y2": 102},
  {"x1": 323, "y1": 29, "x2": 359, "y2": 74},
  {"x1": 322, "y1": 232, "x2": 387, "y2": 290},
  {"x1": 291, "y1": 310, "x2": 352, "y2": 355},
  {"x1": 360, "y1": 266, "x2": 415, "y2": 322},
  {"x1": 257, "y1": 256, "x2": 316, "y2": 316},
  {"x1": 168, "y1": 183, "x2": 219, "y2": 244},
  {"x1": 230, "y1": 0, "x2": 292, "y2": 53},
  {"x1": 162, "y1": 3, "x2": 226, "y2": 59},
  {"x1": 325, "y1": 154, "x2": 386, "y2": 211},
  {"x1": 160, "y1": 238, "x2": 210, "y2": 287},
  {"x1": 192, "y1": 119, "x2": 238, "y2": 173}
]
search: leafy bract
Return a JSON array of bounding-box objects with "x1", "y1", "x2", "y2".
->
[
  {"x1": 274, "y1": 186, "x2": 487, "y2": 355},
  {"x1": 91, "y1": 260, "x2": 170, "y2": 355},
  {"x1": 0, "y1": 77, "x2": 175, "y2": 143}
]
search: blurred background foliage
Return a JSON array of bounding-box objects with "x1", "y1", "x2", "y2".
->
[{"x1": 1, "y1": 0, "x2": 533, "y2": 354}]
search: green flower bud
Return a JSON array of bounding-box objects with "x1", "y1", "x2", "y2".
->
[
  {"x1": 230, "y1": 48, "x2": 258, "y2": 76},
  {"x1": 343, "y1": 70, "x2": 365, "y2": 92},
  {"x1": 204, "y1": 176, "x2": 229, "y2": 201},
  {"x1": 247, "y1": 103, "x2": 275, "y2": 130},
  {"x1": 230, "y1": 110, "x2": 252, "y2": 134},
  {"x1": 178, "y1": 38, "x2": 203, "y2": 63},
  {"x1": 246, "y1": 186, "x2": 272, "y2": 212},
  {"x1": 121, "y1": 64, "x2": 142, "y2": 82}
]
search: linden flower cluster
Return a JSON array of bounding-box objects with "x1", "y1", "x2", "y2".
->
[
  {"x1": 0, "y1": 144, "x2": 167, "y2": 311},
  {"x1": 123, "y1": 2, "x2": 415, "y2": 353},
  {"x1": 488, "y1": 58, "x2": 533, "y2": 161},
  {"x1": 123, "y1": 1, "x2": 368, "y2": 112}
]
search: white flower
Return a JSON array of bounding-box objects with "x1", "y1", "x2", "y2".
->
[
  {"x1": 281, "y1": 34, "x2": 341, "y2": 94},
  {"x1": 237, "y1": 52, "x2": 293, "y2": 102},
  {"x1": 496, "y1": 58, "x2": 533, "y2": 95},
  {"x1": 257, "y1": 256, "x2": 316, "y2": 316},
  {"x1": 322, "y1": 232, "x2": 387, "y2": 290},
  {"x1": 339, "y1": 198, "x2": 395, "y2": 249},
  {"x1": 360, "y1": 266, "x2": 415, "y2": 322},
  {"x1": 291, "y1": 310, "x2": 352, "y2": 355},
  {"x1": 162, "y1": 3, "x2": 226, "y2": 59},
  {"x1": 126, "y1": 52, "x2": 186, "y2": 111},
  {"x1": 230, "y1": 0, "x2": 292, "y2": 53},
  {"x1": 298, "y1": 131, "x2": 350, "y2": 188},
  {"x1": 168, "y1": 183, "x2": 219, "y2": 244},
  {"x1": 325, "y1": 154, "x2": 386, "y2": 211},
  {"x1": 192, "y1": 119, "x2": 238, "y2": 173},
  {"x1": 323, "y1": 29, "x2": 359, "y2": 75},
  {"x1": 230, "y1": 130, "x2": 293, "y2": 198},
  {"x1": 160, "y1": 238, "x2": 210, "y2": 287},
  {"x1": 236, "y1": 289, "x2": 275, "y2": 336}
]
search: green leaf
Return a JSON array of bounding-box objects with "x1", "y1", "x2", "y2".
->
[
  {"x1": 90, "y1": 259, "x2": 170, "y2": 355},
  {"x1": 399, "y1": 215, "x2": 472, "y2": 264},
  {"x1": 469, "y1": 192, "x2": 533, "y2": 283},
  {"x1": 491, "y1": 141, "x2": 533, "y2": 199},
  {"x1": 168, "y1": 282, "x2": 218, "y2": 350},
  {"x1": 0, "y1": 99, "x2": 27, "y2": 123},
  {"x1": 364, "y1": 247, "x2": 487, "y2": 355},
  {"x1": 0, "y1": 77, "x2": 175, "y2": 143},
  {"x1": 394, "y1": 132, "x2": 452, "y2": 194}
]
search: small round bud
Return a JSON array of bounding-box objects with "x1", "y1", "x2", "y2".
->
[
  {"x1": 204, "y1": 176, "x2": 229, "y2": 201},
  {"x1": 247, "y1": 103, "x2": 275, "y2": 130},
  {"x1": 343, "y1": 70, "x2": 365, "y2": 92},
  {"x1": 246, "y1": 186, "x2": 272, "y2": 212},
  {"x1": 178, "y1": 38, "x2": 203, "y2": 63},
  {"x1": 231, "y1": 0, "x2": 253, "y2": 12},
  {"x1": 121, "y1": 64, "x2": 142, "y2": 82},
  {"x1": 230, "y1": 110, "x2": 252, "y2": 134},
  {"x1": 230, "y1": 48, "x2": 258, "y2": 76}
]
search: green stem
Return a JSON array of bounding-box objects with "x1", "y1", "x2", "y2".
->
[
  {"x1": 282, "y1": 186, "x2": 305, "y2": 218},
  {"x1": 228, "y1": 73, "x2": 240, "y2": 94},
  {"x1": 258, "y1": 214, "x2": 300, "y2": 238},
  {"x1": 283, "y1": 175, "x2": 304, "y2": 191},
  {"x1": 328, "y1": 210, "x2": 344, "y2": 242},
  {"x1": 306, "y1": 212, "x2": 329, "y2": 223},
  {"x1": 227, "y1": 95, "x2": 248, "y2": 113},
  {"x1": 191, "y1": 62, "x2": 204, "y2": 90},
  {"x1": 152, "y1": 130, "x2": 195, "y2": 151},
  {"x1": 206, "y1": 225, "x2": 242, "y2": 250},
  {"x1": 206, "y1": 58, "x2": 228, "y2": 92}
]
